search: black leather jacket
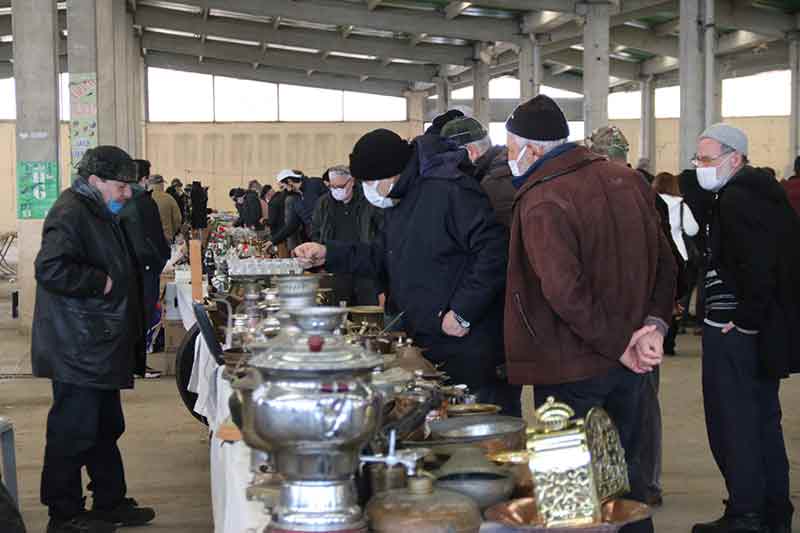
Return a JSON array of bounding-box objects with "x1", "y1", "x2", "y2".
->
[{"x1": 32, "y1": 177, "x2": 145, "y2": 389}]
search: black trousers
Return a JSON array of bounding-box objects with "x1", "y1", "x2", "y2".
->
[
  {"x1": 535, "y1": 366, "x2": 653, "y2": 533},
  {"x1": 632, "y1": 367, "x2": 662, "y2": 498},
  {"x1": 702, "y1": 326, "x2": 793, "y2": 521},
  {"x1": 41, "y1": 382, "x2": 127, "y2": 521}
]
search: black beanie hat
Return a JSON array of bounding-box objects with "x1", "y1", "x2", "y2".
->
[
  {"x1": 505, "y1": 95, "x2": 569, "y2": 141},
  {"x1": 424, "y1": 109, "x2": 465, "y2": 135},
  {"x1": 349, "y1": 129, "x2": 414, "y2": 181}
]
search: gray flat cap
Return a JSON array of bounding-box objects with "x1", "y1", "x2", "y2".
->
[{"x1": 700, "y1": 123, "x2": 748, "y2": 157}]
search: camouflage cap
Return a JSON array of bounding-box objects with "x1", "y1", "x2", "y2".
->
[
  {"x1": 588, "y1": 126, "x2": 630, "y2": 159},
  {"x1": 440, "y1": 117, "x2": 489, "y2": 146}
]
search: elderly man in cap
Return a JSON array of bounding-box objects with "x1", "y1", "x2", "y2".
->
[
  {"x1": 504, "y1": 95, "x2": 676, "y2": 532},
  {"x1": 266, "y1": 169, "x2": 328, "y2": 249},
  {"x1": 32, "y1": 146, "x2": 156, "y2": 533},
  {"x1": 683, "y1": 124, "x2": 798, "y2": 533},
  {"x1": 441, "y1": 116, "x2": 516, "y2": 228},
  {"x1": 294, "y1": 128, "x2": 519, "y2": 415}
]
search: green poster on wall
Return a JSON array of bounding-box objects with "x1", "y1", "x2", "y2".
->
[{"x1": 17, "y1": 160, "x2": 60, "y2": 219}]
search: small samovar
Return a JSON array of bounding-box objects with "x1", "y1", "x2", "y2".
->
[
  {"x1": 230, "y1": 307, "x2": 384, "y2": 533},
  {"x1": 526, "y1": 397, "x2": 629, "y2": 528}
]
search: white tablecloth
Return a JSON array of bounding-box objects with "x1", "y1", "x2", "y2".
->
[{"x1": 178, "y1": 281, "x2": 270, "y2": 533}]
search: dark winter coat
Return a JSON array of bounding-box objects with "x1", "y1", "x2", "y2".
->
[
  {"x1": 32, "y1": 178, "x2": 145, "y2": 389},
  {"x1": 505, "y1": 146, "x2": 677, "y2": 385},
  {"x1": 234, "y1": 190, "x2": 263, "y2": 229},
  {"x1": 311, "y1": 182, "x2": 383, "y2": 244},
  {"x1": 782, "y1": 175, "x2": 800, "y2": 216},
  {"x1": 119, "y1": 186, "x2": 170, "y2": 277},
  {"x1": 683, "y1": 166, "x2": 800, "y2": 379},
  {"x1": 474, "y1": 145, "x2": 516, "y2": 229},
  {"x1": 326, "y1": 134, "x2": 508, "y2": 388},
  {"x1": 270, "y1": 178, "x2": 328, "y2": 244},
  {"x1": 267, "y1": 190, "x2": 288, "y2": 235}
]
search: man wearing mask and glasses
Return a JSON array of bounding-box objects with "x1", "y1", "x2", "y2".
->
[
  {"x1": 311, "y1": 165, "x2": 383, "y2": 306},
  {"x1": 682, "y1": 124, "x2": 799, "y2": 533}
]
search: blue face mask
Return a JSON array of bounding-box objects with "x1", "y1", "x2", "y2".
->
[{"x1": 108, "y1": 200, "x2": 124, "y2": 214}]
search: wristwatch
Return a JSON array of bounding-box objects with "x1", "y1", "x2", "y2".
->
[{"x1": 453, "y1": 312, "x2": 471, "y2": 330}]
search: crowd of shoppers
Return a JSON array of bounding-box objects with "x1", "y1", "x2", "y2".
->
[{"x1": 20, "y1": 92, "x2": 800, "y2": 533}]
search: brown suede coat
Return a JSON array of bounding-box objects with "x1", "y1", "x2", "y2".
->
[{"x1": 505, "y1": 146, "x2": 676, "y2": 385}]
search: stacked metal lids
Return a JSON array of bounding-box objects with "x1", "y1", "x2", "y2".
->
[{"x1": 248, "y1": 307, "x2": 384, "y2": 374}]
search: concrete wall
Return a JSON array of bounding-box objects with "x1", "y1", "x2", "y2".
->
[
  {"x1": 0, "y1": 116, "x2": 793, "y2": 231},
  {"x1": 145, "y1": 121, "x2": 423, "y2": 212},
  {"x1": 610, "y1": 116, "x2": 792, "y2": 176}
]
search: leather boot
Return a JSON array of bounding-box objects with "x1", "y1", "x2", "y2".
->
[{"x1": 692, "y1": 513, "x2": 768, "y2": 533}]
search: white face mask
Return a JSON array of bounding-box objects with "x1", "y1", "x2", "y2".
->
[
  {"x1": 696, "y1": 154, "x2": 734, "y2": 192},
  {"x1": 331, "y1": 187, "x2": 349, "y2": 202},
  {"x1": 362, "y1": 180, "x2": 396, "y2": 209},
  {"x1": 508, "y1": 145, "x2": 529, "y2": 177}
]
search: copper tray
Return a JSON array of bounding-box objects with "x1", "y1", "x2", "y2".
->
[{"x1": 484, "y1": 498, "x2": 651, "y2": 533}]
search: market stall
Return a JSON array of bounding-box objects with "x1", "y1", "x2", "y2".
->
[{"x1": 168, "y1": 225, "x2": 651, "y2": 533}]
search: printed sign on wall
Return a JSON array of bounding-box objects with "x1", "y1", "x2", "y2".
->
[
  {"x1": 17, "y1": 160, "x2": 60, "y2": 219},
  {"x1": 69, "y1": 72, "x2": 98, "y2": 170}
]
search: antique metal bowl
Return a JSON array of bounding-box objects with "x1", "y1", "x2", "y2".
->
[
  {"x1": 484, "y1": 497, "x2": 651, "y2": 532},
  {"x1": 430, "y1": 416, "x2": 526, "y2": 440},
  {"x1": 447, "y1": 403, "x2": 502, "y2": 417}
]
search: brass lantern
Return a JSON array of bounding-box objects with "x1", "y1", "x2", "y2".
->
[{"x1": 526, "y1": 397, "x2": 629, "y2": 528}]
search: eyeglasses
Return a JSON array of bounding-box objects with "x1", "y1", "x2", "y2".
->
[
  {"x1": 329, "y1": 178, "x2": 353, "y2": 191},
  {"x1": 691, "y1": 150, "x2": 733, "y2": 167}
]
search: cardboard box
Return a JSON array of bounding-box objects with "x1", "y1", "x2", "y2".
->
[
  {"x1": 164, "y1": 319, "x2": 187, "y2": 353},
  {"x1": 148, "y1": 351, "x2": 176, "y2": 377}
]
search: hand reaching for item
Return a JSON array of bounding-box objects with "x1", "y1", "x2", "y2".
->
[
  {"x1": 104, "y1": 276, "x2": 113, "y2": 296},
  {"x1": 292, "y1": 243, "x2": 328, "y2": 269}
]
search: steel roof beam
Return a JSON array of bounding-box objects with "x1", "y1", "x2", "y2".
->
[
  {"x1": 171, "y1": 0, "x2": 522, "y2": 44},
  {"x1": 145, "y1": 51, "x2": 411, "y2": 97},
  {"x1": 142, "y1": 32, "x2": 436, "y2": 83},
  {"x1": 135, "y1": 6, "x2": 473, "y2": 66}
]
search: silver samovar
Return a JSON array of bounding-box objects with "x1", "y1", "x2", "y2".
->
[{"x1": 230, "y1": 307, "x2": 385, "y2": 533}]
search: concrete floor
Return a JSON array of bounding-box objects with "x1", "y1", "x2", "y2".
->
[{"x1": 0, "y1": 289, "x2": 797, "y2": 532}]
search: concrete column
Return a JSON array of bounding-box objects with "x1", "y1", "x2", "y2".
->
[
  {"x1": 582, "y1": 2, "x2": 610, "y2": 135},
  {"x1": 519, "y1": 35, "x2": 543, "y2": 101},
  {"x1": 472, "y1": 43, "x2": 491, "y2": 128},
  {"x1": 67, "y1": 0, "x2": 98, "y2": 169},
  {"x1": 71, "y1": 0, "x2": 140, "y2": 155},
  {"x1": 435, "y1": 65, "x2": 451, "y2": 115},
  {"x1": 95, "y1": 0, "x2": 117, "y2": 145},
  {"x1": 112, "y1": 0, "x2": 131, "y2": 152},
  {"x1": 679, "y1": 0, "x2": 705, "y2": 169},
  {"x1": 12, "y1": 0, "x2": 61, "y2": 327},
  {"x1": 639, "y1": 76, "x2": 657, "y2": 172},
  {"x1": 405, "y1": 90, "x2": 426, "y2": 136},
  {"x1": 703, "y1": 0, "x2": 721, "y2": 127},
  {"x1": 789, "y1": 35, "x2": 800, "y2": 164}
]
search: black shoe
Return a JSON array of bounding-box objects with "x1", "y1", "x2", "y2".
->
[
  {"x1": 47, "y1": 516, "x2": 117, "y2": 533},
  {"x1": 89, "y1": 498, "x2": 155, "y2": 527},
  {"x1": 692, "y1": 513, "x2": 768, "y2": 533},
  {"x1": 767, "y1": 517, "x2": 792, "y2": 533}
]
